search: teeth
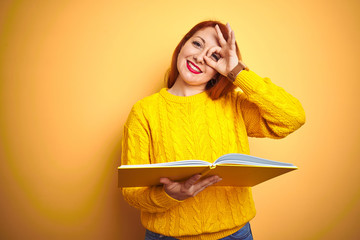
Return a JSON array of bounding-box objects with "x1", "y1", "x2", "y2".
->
[{"x1": 188, "y1": 61, "x2": 201, "y2": 73}]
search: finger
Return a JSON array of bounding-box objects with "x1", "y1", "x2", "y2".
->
[
  {"x1": 203, "y1": 55, "x2": 217, "y2": 69},
  {"x1": 184, "y1": 174, "x2": 202, "y2": 189},
  {"x1": 226, "y1": 23, "x2": 236, "y2": 50},
  {"x1": 215, "y1": 24, "x2": 227, "y2": 46},
  {"x1": 206, "y1": 46, "x2": 222, "y2": 62},
  {"x1": 192, "y1": 176, "x2": 222, "y2": 196},
  {"x1": 206, "y1": 46, "x2": 222, "y2": 57},
  {"x1": 226, "y1": 23, "x2": 232, "y2": 42},
  {"x1": 192, "y1": 186, "x2": 207, "y2": 197},
  {"x1": 230, "y1": 29, "x2": 236, "y2": 50},
  {"x1": 196, "y1": 175, "x2": 222, "y2": 189}
]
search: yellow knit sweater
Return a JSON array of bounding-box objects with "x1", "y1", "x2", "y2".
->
[{"x1": 121, "y1": 70, "x2": 305, "y2": 240}]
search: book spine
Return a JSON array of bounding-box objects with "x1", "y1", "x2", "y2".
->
[{"x1": 200, "y1": 165, "x2": 217, "y2": 178}]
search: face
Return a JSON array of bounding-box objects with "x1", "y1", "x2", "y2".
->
[{"x1": 176, "y1": 27, "x2": 221, "y2": 88}]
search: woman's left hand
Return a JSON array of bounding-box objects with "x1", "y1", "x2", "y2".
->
[{"x1": 204, "y1": 23, "x2": 242, "y2": 77}]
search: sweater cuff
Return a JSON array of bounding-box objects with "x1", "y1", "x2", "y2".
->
[
  {"x1": 152, "y1": 186, "x2": 183, "y2": 208},
  {"x1": 233, "y1": 70, "x2": 264, "y2": 96}
]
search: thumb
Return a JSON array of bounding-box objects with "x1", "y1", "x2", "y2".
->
[{"x1": 159, "y1": 177, "x2": 172, "y2": 185}]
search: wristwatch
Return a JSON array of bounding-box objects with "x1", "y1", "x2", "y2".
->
[{"x1": 227, "y1": 61, "x2": 247, "y2": 82}]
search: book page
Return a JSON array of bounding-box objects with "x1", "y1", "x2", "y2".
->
[
  {"x1": 213, "y1": 153, "x2": 295, "y2": 167},
  {"x1": 119, "y1": 160, "x2": 211, "y2": 168}
]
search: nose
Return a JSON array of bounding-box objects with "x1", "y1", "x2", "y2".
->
[{"x1": 193, "y1": 49, "x2": 206, "y2": 64}]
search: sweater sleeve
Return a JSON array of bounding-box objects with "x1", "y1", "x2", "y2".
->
[
  {"x1": 233, "y1": 70, "x2": 306, "y2": 138},
  {"x1": 121, "y1": 102, "x2": 181, "y2": 213}
]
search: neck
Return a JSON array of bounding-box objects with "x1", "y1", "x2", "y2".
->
[{"x1": 168, "y1": 78, "x2": 207, "y2": 97}]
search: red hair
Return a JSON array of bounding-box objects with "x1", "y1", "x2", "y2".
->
[{"x1": 165, "y1": 20, "x2": 244, "y2": 100}]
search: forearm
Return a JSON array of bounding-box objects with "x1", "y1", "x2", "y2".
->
[
  {"x1": 121, "y1": 185, "x2": 181, "y2": 213},
  {"x1": 235, "y1": 70, "x2": 306, "y2": 138}
]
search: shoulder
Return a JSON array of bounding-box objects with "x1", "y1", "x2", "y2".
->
[
  {"x1": 132, "y1": 91, "x2": 162, "y2": 113},
  {"x1": 126, "y1": 90, "x2": 163, "y2": 125}
]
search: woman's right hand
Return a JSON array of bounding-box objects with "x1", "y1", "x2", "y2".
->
[{"x1": 159, "y1": 174, "x2": 222, "y2": 201}]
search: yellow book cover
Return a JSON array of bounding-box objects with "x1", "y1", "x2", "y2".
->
[{"x1": 118, "y1": 153, "x2": 297, "y2": 187}]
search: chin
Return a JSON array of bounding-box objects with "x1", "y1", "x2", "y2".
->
[
  {"x1": 180, "y1": 75, "x2": 199, "y2": 83},
  {"x1": 185, "y1": 80, "x2": 209, "y2": 88}
]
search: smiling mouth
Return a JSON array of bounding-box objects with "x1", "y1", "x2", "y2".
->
[{"x1": 186, "y1": 60, "x2": 202, "y2": 74}]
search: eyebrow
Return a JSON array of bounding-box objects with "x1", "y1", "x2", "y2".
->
[{"x1": 194, "y1": 36, "x2": 206, "y2": 43}]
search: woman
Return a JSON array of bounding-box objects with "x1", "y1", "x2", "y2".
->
[{"x1": 121, "y1": 20, "x2": 305, "y2": 240}]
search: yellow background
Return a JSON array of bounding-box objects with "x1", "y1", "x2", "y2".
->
[{"x1": 1, "y1": 0, "x2": 359, "y2": 239}]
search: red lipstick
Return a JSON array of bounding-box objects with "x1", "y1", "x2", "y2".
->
[{"x1": 186, "y1": 60, "x2": 202, "y2": 74}]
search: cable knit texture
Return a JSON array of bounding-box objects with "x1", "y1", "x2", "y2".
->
[{"x1": 121, "y1": 70, "x2": 305, "y2": 240}]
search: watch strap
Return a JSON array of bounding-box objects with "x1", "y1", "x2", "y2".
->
[{"x1": 227, "y1": 62, "x2": 247, "y2": 82}]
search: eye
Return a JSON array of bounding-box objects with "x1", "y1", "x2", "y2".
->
[
  {"x1": 192, "y1": 40, "x2": 202, "y2": 48},
  {"x1": 211, "y1": 53, "x2": 221, "y2": 62}
]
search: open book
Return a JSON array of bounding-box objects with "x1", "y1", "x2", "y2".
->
[{"x1": 118, "y1": 153, "x2": 297, "y2": 187}]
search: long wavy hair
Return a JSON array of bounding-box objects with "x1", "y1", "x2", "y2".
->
[{"x1": 165, "y1": 20, "x2": 244, "y2": 100}]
